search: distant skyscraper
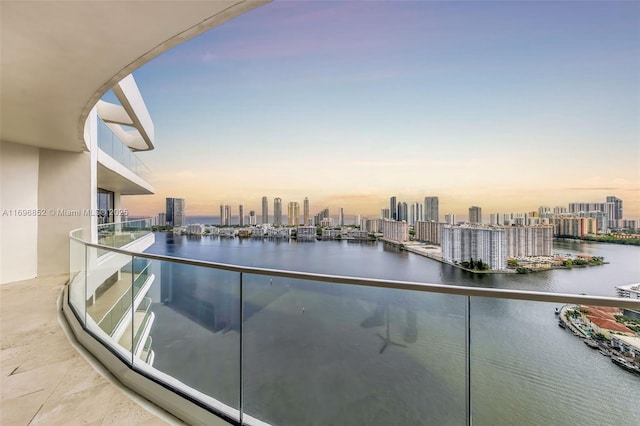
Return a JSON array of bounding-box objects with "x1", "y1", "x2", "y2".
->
[
  {"x1": 338, "y1": 208, "x2": 344, "y2": 226},
  {"x1": 398, "y1": 202, "x2": 408, "y2": 222},
  {"x1": 224, "y1": 205, "x2": 231, "y2": 226},
  {"x1": 166, "y1": 197, "x2": 185, "y2": 227},
  {"x1": 303, "y1": 197, "x2": 310, "y2": 226},
  {"x1": 314, "y1": 208, "x2": 330, "y2": 226},
  {"x1": 381, "y1": 208, "x2": 390, "y2": 219},
  {"x1": 287, "y1": 202, "x2": 300, "y2": 226},
  {"x1": 606, "y1": 196, "x2": 623, "y2": 220},
  {"x1": 274, "y1": 197, "x2": 282, "y2": 226},
  {"x1": 219, "y1": 204, "x2": 224, "y2": 225},
  {"x1": 158, "y1": 212, "x2": 166, "y2": 226},
  {"x1": 261, "y1": 196, "x2": 268, "y2": 224},
  {"x1": 424, "y1": 197, "x2": 439, "y2": 222},
  {"x1": 469, "y1": 206, "x2": 482, "y2": 224},
  {"x1": 354, "y1": 214, "x2": 361, "y2": 227},
  {"x1": 249, "y1": 210, "x2": 256, "y2": 225},
  {"x1": 390, "y1": 196, "x2": 397, "y2": 220},
  {"x1": 239, "y1": 204, "x2": 244, "y2": 226},
  {"x1": 445, "y1": 214, "x2": 456, "y2": 225}
]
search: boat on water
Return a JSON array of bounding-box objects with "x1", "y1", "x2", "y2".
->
[
  {"x1": 584, "y1": 339, "x2": 599, "y2": 349},
  {"x1": 558, "y1": 320, "x2": 566, "y2": 329},
  {"x1": 611, "y1": 356, "x2": 640, "y2": 376},
  {"x1": 555, "y1": 307, "x2": 560, "y2": 315}
]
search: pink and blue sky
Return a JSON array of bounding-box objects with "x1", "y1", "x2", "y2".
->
[{"x1": 120, "y1": 1, "x2": 640, "y2": 220}]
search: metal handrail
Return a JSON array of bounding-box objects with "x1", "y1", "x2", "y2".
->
[{"x1": 69, "y1": 229, "x2": 640, "y2": 309}]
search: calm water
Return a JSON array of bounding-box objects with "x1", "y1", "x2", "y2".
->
[{"x1": 146, "y1": 234, "x2": 640, "y2": 426}]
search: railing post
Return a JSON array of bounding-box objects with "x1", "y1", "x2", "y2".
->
[
  {"x1": 466, "y1": 295, "x2": 471, "y2": 426},
  {"x1": 84, "y1": 243, "x2": 88, "y2": 328},
  {"x1": 239, "y1": 271, "x2": 244, "y2": 425},
  {"x1": 131, "y1": 254, "x2": 136, "y2": 366}
]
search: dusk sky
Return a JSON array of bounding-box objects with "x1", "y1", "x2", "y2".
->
[{"x1": 119, "y1": 1, "x2": 640, "y2": 220}]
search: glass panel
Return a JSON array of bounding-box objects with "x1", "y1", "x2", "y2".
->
[
  {"x1": 132, "y1": 258, "x2": 241, "y2": 421},
  {"x1": 96, "y1": 118, "x2": 151, "y2": 178},
  {"x1": 97, "y1": 218, "x2": 152, "y2": 249},
  {"x1": 470, "y1": 297, "x2": 640, "y2": 424},
  {"x1": 242, "y1": 274, "x2": 467, "y2": 425},
  {"x1": 84, "y1": 245, "x2": 135, "y2": 363},
  {"x1": 68, "y1": 231, "x2": 87, "y2": 325}
]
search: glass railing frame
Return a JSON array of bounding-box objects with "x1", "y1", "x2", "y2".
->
[
  {"x1": 97, "y1": 218, "x2": 153, "y2": 249},
  {"x1": 68, "y1": 230, "x2": 640, "y2": 426},
  {"x1": 96, "y1": 117, "x2": 152, "y2": 178}
]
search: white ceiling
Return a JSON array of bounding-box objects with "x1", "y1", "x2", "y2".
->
[{"x1": 1, "y1": 0, "x2": 268, "y2": 152}]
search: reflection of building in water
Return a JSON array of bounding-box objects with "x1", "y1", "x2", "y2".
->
[{"x1": 161, "y1": 262, "x2": 240, "y2": 332}]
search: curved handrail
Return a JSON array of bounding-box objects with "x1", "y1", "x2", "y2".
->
[{"x1": 70, "y1": 228, "x2": 640, "y2": 309}]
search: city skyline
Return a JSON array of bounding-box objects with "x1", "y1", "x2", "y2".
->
[
  {"x1": 118, "y1": 1, "x2": 639, "y2": 219},
  {"x1": 163, "y1": 194, "x2": 630, "y2": 226}
]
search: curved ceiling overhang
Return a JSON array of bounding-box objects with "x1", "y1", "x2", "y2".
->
[{"x1": 0, "y1": 0, "x2": 269, "y2": 152}]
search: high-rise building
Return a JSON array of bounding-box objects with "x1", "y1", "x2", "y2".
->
[
  {"x1": 158, "y1": 212, "x2": 166, "y2": 226},
  {"x1": 338, "y1": 208, "x2": 344, "y2": 226},
  {"x1": 424, "y1": 197, "x2": 439, "y2": 222},
  {"x1": 445, "y1": 214, "x2": 456, "y2": 225},
  {"x1": 469, "y1": 206, "x2": 482, "y2": 224},
  {"x1": 381, "y1": 208, "x2": 391, "y2": 220},
  {"x1": 503, "y1": 225, "x2": 553, "y2": 257},
  {"x1": 239, "y1": 204, "x2": 244, "y2": 226},
  {"x1": 274, "y1": 198, "x2": 282, "y2": 226},
  {"x1": 303, "y1": 197, "x2": 310, "y2": 226},
  {"x1": 314, "y1": 208, "x2": 330, "y2": 226},
  {"x1": 249, "y1": 210, "x2": 256, "y2": 225},
  {"x1": 553, "y1": 206, "x2": 567, "y2": 215},
  {"x1": 218, "y1": 204, "x2": 231, "y2": 226},
  {"x1": 410, "y1": 202, "x2": 422, "y2": 225},
  {"x1": 441, "y1": 225, "x2": 506, "y2": 270},
  {"x1": 382, "y1": 219, "x2": 409, "y2": 243},
  {"x1": 398, "y1": 202, "x2": 408, "y2": 222},
  {"x1": 354, "y1": 214, "x2": 361, "y2": 227},
  {"x1": 166, "y1": 197, "x2": 185, "y2": 227},
  {"x1": 390, "y1": 196, "x2": 397, "y2": 220},
  {"x1": 261, "y1": 196, "x2": 269, "y2": 224},
  {"x1": 606, "y1": 196, "x2": 623, "y2": 220},
  {"x1": 415, "y1": 221, "x2": 443, "y2": 245},
  {"x1": 287, "y1": 202, "x2": 300, "y2": 226}
]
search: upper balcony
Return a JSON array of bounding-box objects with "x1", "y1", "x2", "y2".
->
[{"x1": 96, "y1": 117, "x2": 154, "y2": 195}]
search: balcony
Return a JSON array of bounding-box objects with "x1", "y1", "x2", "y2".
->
[
  {"x1": 96, "y1": 118, "x2": 154, "y2": 195},
  {"x1": 66, "y1": 231, "x2": 640, "y2": 426},
  {"x1": 97, "y1": 219, "x2": 154, "y2": 251}
]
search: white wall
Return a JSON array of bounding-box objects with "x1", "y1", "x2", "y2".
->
[
  {"x1": 37, "y1": 148, "x2": 93, "y2": 276},
  {"x1": 0, "y1": 140, "x2": 40, "y2": 284}
]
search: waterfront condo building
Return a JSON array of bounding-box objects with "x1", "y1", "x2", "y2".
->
[
  {"x1": 441, "y1": 225, "x2": 507, "y2": 270},
  {"x1": 502, "y1": 225, "x2": 554, "y2": 257},
  {"x1": 382, "y1": 219, "x2": 409, "y2": 243},
  {"x1": 415, "y1": 220, "x2": 444, "y2": 245}
]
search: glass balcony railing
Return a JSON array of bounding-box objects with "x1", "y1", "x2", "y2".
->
[
  {"x1": 92, "y1": 259, "x2": 152, "y2": 336},
  {"x1": 68, "y1": 231, "x2": 640, "y2": 426},
  {"x1": 97, "y1": 219, "x2": 152, "y2": 249},
  {"x1": 97, "y1": 117, "x2": 151, "y2": 178}
]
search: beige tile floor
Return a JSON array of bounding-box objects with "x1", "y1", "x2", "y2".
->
[{"x1": 0, "y1": 274, "x2": 182, "y2": 425}]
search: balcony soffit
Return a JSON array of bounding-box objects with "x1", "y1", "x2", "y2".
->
[{"x1": 0, "y1": 0, "x2": 269, "y2": 153}]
